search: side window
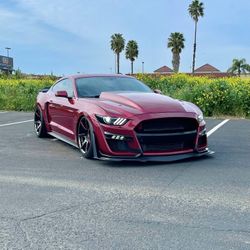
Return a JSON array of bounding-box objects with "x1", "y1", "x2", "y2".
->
[
  {"x1": 52, "y1": 80, "x2": 65, "y2": 93},
  {"x1": 53, "y1": 79, "x2": 74, "y2": 97}
]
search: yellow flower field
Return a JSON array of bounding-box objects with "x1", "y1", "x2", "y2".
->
[{"x1": 0, "y1": 74, "x2": 249, "y2": 117}]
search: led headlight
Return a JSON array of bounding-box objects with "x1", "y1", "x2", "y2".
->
[
  {"x1": 96, "y1": 115, "x2": 128, "y2": 126},
  {"x1": 197, "y1": 113, "x2": 204, "y2": 123}
]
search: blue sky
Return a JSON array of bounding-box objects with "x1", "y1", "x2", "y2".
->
[{"x1": 0, "y1": 0, "x2": 249, "y2": 75}]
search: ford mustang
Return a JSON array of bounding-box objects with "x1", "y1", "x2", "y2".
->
[{"x1": 34, "y1": 74, "x2": 212, "y2": 161}]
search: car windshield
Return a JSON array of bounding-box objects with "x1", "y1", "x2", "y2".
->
[{"x1": 75, "y1": 76, "x2": 152, "y2": 98}]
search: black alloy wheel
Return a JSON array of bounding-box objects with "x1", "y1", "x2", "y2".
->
[
  {"x1": 34, "y1": 106, "x2": 47, "y2": 137},
  {"x1": 78, "y1": 117, "x2": 94, "y2": 158}
]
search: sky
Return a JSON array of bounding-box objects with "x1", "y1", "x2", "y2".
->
[{"x1": 0, "y1": 0, "x2": 249, "y2": 75}]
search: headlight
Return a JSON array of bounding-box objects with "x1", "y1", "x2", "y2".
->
[
  {"x1": 96, "y1": 115, "x2": 128, "y2": 126},
  {"x1": 197, "y1": 113, "x2": 204, "y2": 123}
]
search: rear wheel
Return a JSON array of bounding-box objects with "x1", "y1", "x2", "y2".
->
[
  {"x1": 77, "y1": 117, "x2": 93, "y2": 158},
  {"x1": 34, "y1": 106, "x2": 47, "y2": 138}
]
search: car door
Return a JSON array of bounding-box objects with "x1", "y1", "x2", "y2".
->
[{"x1": 47, "y1": 78, "x2": 78, "y2": 140}]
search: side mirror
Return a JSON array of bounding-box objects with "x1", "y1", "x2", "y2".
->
[
  {"x1": 55, "y1": 90, "x2": 68, "y2": 98},
  {"x1": 154, "y1": 89, "x2": 162, "y2": 94}
]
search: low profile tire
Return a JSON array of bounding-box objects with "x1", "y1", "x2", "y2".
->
[
  {"x1": 34, "y1": 106, "x2": 47, "y2": 138},
  {"x1": 77, "y1": 116, "x2": 94, "y2": 158}
]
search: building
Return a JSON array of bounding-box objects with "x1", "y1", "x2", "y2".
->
[
  {"x1": 152, "y1": 64, "x2": 234, "y2": 77},
  {"x1": 194, "y1": 63, "x2": 233, "y2": 77},
  {"x1": 194, "y1": 64, "x2": 220, "y2": 74},
  {"x1": 154, "y1": 65, "x2": 173, "y2": 74}
]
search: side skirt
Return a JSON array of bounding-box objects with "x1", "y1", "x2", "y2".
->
[
  {"x1": 48, "y1": 131, "x2": 99, "y2": 159},
  {"x1": 48, "y1": 132, "x2": 79, "y2": 149}
]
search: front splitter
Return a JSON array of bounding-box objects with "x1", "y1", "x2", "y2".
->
[{"x1": 95, "y1": 149, "x2": 214, "y2": 162}]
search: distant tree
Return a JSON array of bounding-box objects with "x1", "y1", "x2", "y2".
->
[
  {"x1": 125, "y1": 40, "x2": 139, "y2": 74},
  {"x1": 188, "y1": 0, "x2": 204, "y2": 73},
  {"x1": 167, "y1": 32, "x2": 185, "y2": 73},
  {"x1": 246, "y1": 64, "x2": 250, "y2": 72},
  {"x1": 14, "y1": 68, "x2": 23, "y2": 79},
  {"x1": 227, "y1": 59, "x2": 250, "y2": 76},
  {"x1": 110, "y1": 33, "x2": 125, "y2": 74}
]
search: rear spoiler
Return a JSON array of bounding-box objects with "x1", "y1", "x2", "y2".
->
[{"x1": 39, "y1": 87, "x2": 50, "y2": 93}]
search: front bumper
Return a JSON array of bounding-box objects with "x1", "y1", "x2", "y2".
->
[
  {"x1": 91, "y1": 112, "x2": 210, "y2": 161},
  {"x1": 94, "y1": 148, "x2": 214, "y2": 162}
]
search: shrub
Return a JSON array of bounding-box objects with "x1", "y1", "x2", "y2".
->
[
  {"x1": 0, "y1": 74, "x2": 250, "y2": 117},
  {"x1": 0, "y1": 78, "x2": 54, "y2": 111},
  {"x1": 136, "y1": 74, "x2": 250, "y2": 117}
]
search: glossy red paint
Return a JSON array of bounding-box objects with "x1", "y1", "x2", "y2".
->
[{"x1": 35, "y1": 74, "x2": 209, "y2": 161}]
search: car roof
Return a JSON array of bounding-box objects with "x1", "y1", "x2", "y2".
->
[{"x1": 68, "y1": 74, "x2": 134, "y2": 80}]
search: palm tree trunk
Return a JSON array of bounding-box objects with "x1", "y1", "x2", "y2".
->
[
  {"x1": 131, "y1": 61, "x2": 133, "y2": 74},
  {"x1": 192, "y1": 21, "x2": 198, "y2": 74},
  {"x1": 172, "y1": 52, "x2": 180, "y2": 73},
  {"x1": 117, "y1": 53, "x2": 120, "y2": 74}
]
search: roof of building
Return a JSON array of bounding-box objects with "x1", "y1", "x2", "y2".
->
[
  {"x1": 154, "y1": 65, "x2": 173, "y2": 73},
  {"x1": 194, "y1": 64, "x2": 220, "y2": 73}
]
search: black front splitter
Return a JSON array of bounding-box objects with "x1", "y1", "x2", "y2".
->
[{"x1": 95, "y1": 149, "x2": 214, "y2": 162}]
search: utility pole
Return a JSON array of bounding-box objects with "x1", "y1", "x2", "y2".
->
[
  {"x1": 5, "y1": 47, "x2": 11, "y2": 58},
  {"x1": 142, "y1": 62, "x2": 144, "y2": 73}
]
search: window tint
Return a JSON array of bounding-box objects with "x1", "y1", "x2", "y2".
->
[
  {"x1": 53, "y1": 79, "x2": 74, "y2": 97},
  {"x1": 75, "y1": 77, "x2": 152, "y2": 98}
]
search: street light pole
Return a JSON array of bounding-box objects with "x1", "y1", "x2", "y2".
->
[
  {"x1": 5, "y1": 47, "x2": 11, "y2": 76},
  {"x1": 142, "y1": 61, "x2": 144, "y2": 74},
  {"x1": 5, "y1": 47, "x2": 11, "y2": 58}
]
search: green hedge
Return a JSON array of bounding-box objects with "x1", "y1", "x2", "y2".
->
[
  {"x1": 136, "y1": 74, "x2": 250, "y2": 117},
  {"x1": 0, "y1": 78, "x2": 54, "y2": 111},
  {"x1": 0, "y1": 75, "x2": 250, "y2": 117}
]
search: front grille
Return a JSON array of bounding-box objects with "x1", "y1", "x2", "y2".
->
[
  {"x1": 107, "y1": 140, "x2": 130, "y2": 152},
  {"x1": 135, "y1": 118, "x2": 197, "y2": 133},
  {"x1": 135, "y1": 118, "x2": 198, "y2": 153},
  {"x1": 198, "y1": 134, "x2": 207, "y2": 148},
  {"x1": 106, "y1": 139, "x2": 140, "y2": 153}
]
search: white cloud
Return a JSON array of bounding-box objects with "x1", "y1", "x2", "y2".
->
[
  {"x1": 15, "y1": 0, "x2": 121, "y2": 41},
  {"x1": 0, "y1": 6, "x2": 62, "y2": 50}
]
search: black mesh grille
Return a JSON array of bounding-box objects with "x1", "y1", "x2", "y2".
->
[
  {"x1": 136, "y1": 118, "x2": 198, "y2": 153},
  {"x1": 198, "y1": 134, "x2": 207, "y2": 148},
  {"x1": 135, "y1": 118, "x2": 197, "y2": 134},
  {"x1": 107, "y1": 140, "x2": 130, "y2": 152},
  {"x1": 107, "y1": 139, "x2": 140, "y2": 153}
]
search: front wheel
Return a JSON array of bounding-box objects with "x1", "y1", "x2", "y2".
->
[
  {"x1": 34, "y1": 106, "x2": 47, "y2": 138},
  {"x1": 77, "y1": 117, "x2": 94, "y2": 158}
]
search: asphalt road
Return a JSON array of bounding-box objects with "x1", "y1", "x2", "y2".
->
[{"x1": 0, "y1": 112, "x2": 249, "y2": 250}]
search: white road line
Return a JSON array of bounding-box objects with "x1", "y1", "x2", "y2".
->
[
  {"x1": 0, "y1": 119, "x2": 33, "y2": 127},
  {"x1": 0, "y1": 111, "x2": 8, "y2": 114},
  {"x1": 207, "y1": 119, "x2": 230, "y2": 137}
]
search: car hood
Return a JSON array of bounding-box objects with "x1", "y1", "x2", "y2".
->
[{"x1": 95, "y1": 92, "x2": 199, "y2": 117}]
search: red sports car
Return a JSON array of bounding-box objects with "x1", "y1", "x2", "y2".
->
[{"x1": 34, "y1": 74, "x2": 212, "y2": 161}]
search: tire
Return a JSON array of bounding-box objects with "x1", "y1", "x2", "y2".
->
[
  {"x1": 34, "y1": 106, "x2": 48, "y2": 138},
  {"x1": 77, "y1": 116, "x2": 94, "y2": 158}
]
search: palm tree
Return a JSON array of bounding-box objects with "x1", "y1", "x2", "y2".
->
[
  {"x1": 167, "y1": 32, "x2": 185, "y2": 73},
  {"x1": 110, "y1": 33, "x2": 125, "y2": 74},
  {"x1": 227, "y1": 59, "x2": 250, "y2": 76},
  {"x1": 125, "y1": 40, "x2": 139, "y2": 74},
  {"x1": 188, "y1": 0, "x2": 204, "y2": 73}
]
